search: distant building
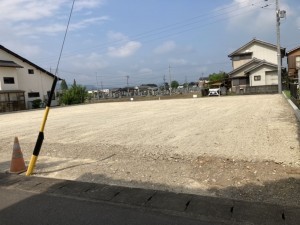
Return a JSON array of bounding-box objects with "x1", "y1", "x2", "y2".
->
[{"x1": 286, "y1": 46, "x2": 300, "y2": 79}]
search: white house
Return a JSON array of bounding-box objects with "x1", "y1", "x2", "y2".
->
[
  {"x1": 0, "y1": 45, "x2": 60, "y2": 112},
  {"x1": 228, "y1": 39, "x2": 285, "y2": 93}
]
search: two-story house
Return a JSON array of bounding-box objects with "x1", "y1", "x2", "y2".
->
[
  {"x1": 286, "y1": 46, "x2": 300, "y2": 78},
  {"x1": 228, "y1": 38, "x2": 285, "y2": 93},
  {"x1": 0, "y1": 45, "x2": 60, "y2": 112}
]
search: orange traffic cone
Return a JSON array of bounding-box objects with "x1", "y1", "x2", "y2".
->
[{"x1": 10, "y1": 137, "x2": 26, "y2": 173}]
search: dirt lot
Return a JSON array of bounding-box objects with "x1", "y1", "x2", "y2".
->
[{"x1": 0, "y1": 94, "x2": 300, "y2": 206}]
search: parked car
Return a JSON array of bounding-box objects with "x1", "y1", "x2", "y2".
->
[{"x1": 208, "y1": 88, "x2": 220, "y2": 96}]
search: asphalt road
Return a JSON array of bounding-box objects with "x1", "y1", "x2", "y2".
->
[
  {"x1": 0, "y1": 188, "x2": 212, "y2": 225},
  {"x1": 0, "y1": 173, "x2": 299, "y2": 225}
]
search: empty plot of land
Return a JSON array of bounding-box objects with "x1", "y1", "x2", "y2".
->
[
  {"x1": 1, "y1": 94, "x2": 299, "y2": 163},
  {"x1": 0, "y1": 95, "x2": 300, "y2": 205}
]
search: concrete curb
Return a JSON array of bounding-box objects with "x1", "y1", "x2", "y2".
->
[
  {"x1": 0, "y1": 173, "x2": 299, "y2": 225},
  {"x1": 282, "y1": 91, "x2": 300, "y2": 122}
]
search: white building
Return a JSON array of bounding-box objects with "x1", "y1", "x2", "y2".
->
[
  {"x1": 0, "y1": 45, "x2": 60, "y2": 112},
  {"x1": 228, "y1": 39, "x2": 285, "y2": 93}
]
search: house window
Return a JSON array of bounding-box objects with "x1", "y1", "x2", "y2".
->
[
  {"x1": 3, "y1": 77, "x2": 15, "y2": 84},
  {"x1": 254, "y1": 75, "x2": 261, "y2": 81},
  {"x1": 28, "y1": 69, "x2": 34, "y2": 74},
  {"x1": 28, "y1": 92, "x2": 40, "y2": 98},
  {"x1": 296, "y1": 56, "x2": 300, "y2": 68}
]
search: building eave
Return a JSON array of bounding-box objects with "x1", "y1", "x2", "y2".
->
[
  {"x1": 286, "y1": 46, "x2": 300, "y2": 55},
  {"x1": 228, "y1": 38, "x2": 285, "y2": 58},
  {"x1": 0, "y1": 45, "x2": 62, "y2": 80},
  {"x1": 244, "y1": 61, "x2": 278, "y2": 74},
  {"x1": 227, "y1": 58, "x2": 263, "y2": 77}
]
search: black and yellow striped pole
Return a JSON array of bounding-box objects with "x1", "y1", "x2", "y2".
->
[{"x1": 26, "y1": 76, "x2": 58, "y2": 176}]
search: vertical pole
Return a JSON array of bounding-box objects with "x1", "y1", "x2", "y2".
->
[
  {"x1": 26, "y1": 76, "x2": 58, "y2": 176},
  {"x1": 96, "y1": 73, "x2": 99, "y2": 100},
  {"x1": 126, "y1": 75, "x2": 129, "y2": 96},
  {"x1": 169, "y1": 65, "x2": 171, "y2": 95},
  {"x1": 276, "y1": 0, "x2": 282, "y2": 93}
]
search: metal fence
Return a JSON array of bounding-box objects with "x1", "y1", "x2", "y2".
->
[{"x1": 289, "y1": 83, "x2": 298, "y2": 99}]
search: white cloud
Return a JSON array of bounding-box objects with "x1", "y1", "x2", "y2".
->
[
  {"x1": 0, "y1": 0, "x2": 64, "y2": 22},
  {"x1": 168, "y1": 58, "x2": 187, "y2": 65},
  {"x1": 74, "y1": 0, "x2": 106, "y2": 11},
  {"x1": 153, "y1": 41, "x2": 176, "y2": 54},
  {"x1": 107, "y1": 41, "x2": 142, "y2": 58},
  {"x1": 2, "y1": 41, "x2": 41, "y2": 59},
  {"x1": 221, "y1": 0, "x2": 294, "y2": 35},
  {"x1": 107, "y1": 31, "x2": 128, "y2": 42},
  {"x1": 13, "y1": 16, "x2": 109, "y2": 37},
  {"x1": 139, "y1": 68, "x2": 152, "y2": 74},
  {"x1": 0, "y1": 0, "x2": 108, "y2": 37},
  {"x1": 71, "y1": 53, "x2": 109, "y2": 70}
]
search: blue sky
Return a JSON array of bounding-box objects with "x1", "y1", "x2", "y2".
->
[{"x1": 1, "y1": 0, "x2": 299, "y2": 88}]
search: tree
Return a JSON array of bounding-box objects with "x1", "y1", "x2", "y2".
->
[
  {"x1": 208, "y1": 71, "x2": 226, "y2": 83},
  {"x1": 73, "y1": 79, "x2": 77, "y2": 87},
  {"x1": 59, "y1": 84, "x2": 88, "y2": 105},
  {"x1": 171, "y1": 80, "x2": 179, "y2": 89},
  {"x1": 60, "y1": 79, "x2": 68, "y2": 91}
]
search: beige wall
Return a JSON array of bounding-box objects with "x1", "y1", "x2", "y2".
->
[
  {"x1": 232, "y1": 59, "x2": 251, "y2": 70},
  {"x1": 232, "y1": 42, "x2": 278, "y2": 70},
  {"x1": 230, "y1": 61, "x2": 260, "y2": 78},
  {"x1": 249, "y1": 66, "x2": 278, "y2": 86},
  {"x1": 242, "y1": 43, "x2": 277, "y2": 64},
  {"x1": 0, "y1": 49, "x2": 57, "y2": 108}
]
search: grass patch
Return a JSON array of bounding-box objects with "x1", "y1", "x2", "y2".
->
[{"x1": 283, "y1": 90, "x2": 291, "y2": 99}]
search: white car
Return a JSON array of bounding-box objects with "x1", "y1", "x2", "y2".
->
[{"x1": 208, "y1": 88, "x2": 220, "y2": 96}]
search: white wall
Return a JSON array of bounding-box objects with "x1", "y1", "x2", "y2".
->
[
  {"x1": 0, "y1": 67, "x2": 19, "y2": 90},
  {"x1": 241, "y1": 43, "x2": 277, "y2": 64},
  {"x1": 232, "y1": 42, "x2": 278, "y2": 70},
  {"x1": 249, "y1": 66, "x2": 278, "y2": 86}
]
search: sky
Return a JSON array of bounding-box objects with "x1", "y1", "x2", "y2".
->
[{"x1": 1, "y1": 0, "x2": 300, "y2": 88}]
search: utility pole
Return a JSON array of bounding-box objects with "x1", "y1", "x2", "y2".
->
[
  {"x1": 169, "y1": 64, "x2": 171, "y2": 95},
  {"x1": 185, "y1": 75, "x2": 188, "y2": 93},
  {"x1": 275, "y1": 0, "x2": 286, "y2": 93},
  {"x1": 101, "y1": 80, "x2": 104, "y2": 98},
  {"x1": 126, "y1": 75, "x2": 129, "y2": 96},
  {"x1": 96, "y1": 73, "x2": 99, "y2": 100},
  {"x1": 276, "y1": 0, "x2": 281, "y2": 93},
  {"x1": 163, "y1": 74, "x2": 166, "y2": 93}
]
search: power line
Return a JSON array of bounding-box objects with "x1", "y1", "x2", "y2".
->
[{"x1": 35, "y1": 0, "x2": 269, "y2": 65}]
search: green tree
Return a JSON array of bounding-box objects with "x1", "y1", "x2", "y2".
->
[
  {"x1": 208, "y1": 71, "x2": 226, "y2": 83},
  {"x1": 60, "y1": 79, "x2": 68, "y2": 91},
  {"x1": 171, "y1": 80, "x2": 179, "y2": 89},
  {"x1": 73, "y1": 79, "x2": 77, "y2": 87},
  {"x1": 60, "y1": 84, "x2": 88, "y2": 105}
]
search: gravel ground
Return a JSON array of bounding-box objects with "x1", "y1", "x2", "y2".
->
[{"x1": 0, "y1": 94, "x2": 299, "y2": 206}]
